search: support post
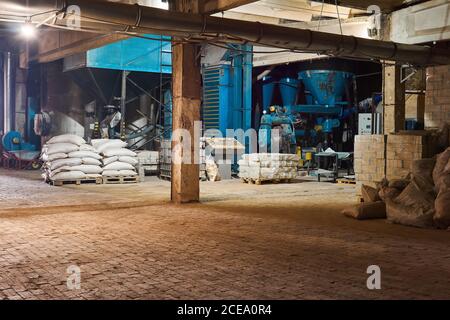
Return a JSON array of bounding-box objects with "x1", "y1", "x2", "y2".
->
[
  {"x1": 383, "y1": 62, "x2": 405, "y2": 134},
  {"x1": 242, "y1": 44, "x2": 253, "y2": 153},
  {"x1": 120, "y1": 70, "x2": 129, "y2": 140},
  {"x1": 170, "y1": 0, "x2": 201, "y2": 204}
]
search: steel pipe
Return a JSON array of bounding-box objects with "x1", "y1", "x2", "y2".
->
[{"x1": 1, "y1": 0, "x2": 449, "y2": 66}]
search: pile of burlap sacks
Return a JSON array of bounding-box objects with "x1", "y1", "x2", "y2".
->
[
  {"x1": 91, "y1": 139, "x2": 139, "y2": 178},
  {"x1": 41, "y1": 135, "x2": 139, "y2": 183},
  {"x1": 41, "y1": 134, "x2": 103, "y2": 182},
  {"x1": 238, "y1": 153, "x2": 299, "y2": 181},
  {"x1": 343, "y1": 146, "x2": 450, "y2": 230}
]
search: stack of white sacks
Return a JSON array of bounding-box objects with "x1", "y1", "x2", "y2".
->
[
  {"x1": 238, "y1": 153, "x2": 299, "y2": 181},
  {"x1": 41, "y1": 134, "x2": 103, "y2": 182},
  {"x1": 92, "y1": 139, "x2": 139, "y2": 178}
]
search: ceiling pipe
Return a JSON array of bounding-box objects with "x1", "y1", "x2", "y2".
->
[{"x1": 1, "y1": 0, "x2": 450, "y2": 66}]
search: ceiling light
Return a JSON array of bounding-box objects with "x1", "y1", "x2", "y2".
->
[{"x1": 20, "y1": 21, "x2": 36, "y2": 39}]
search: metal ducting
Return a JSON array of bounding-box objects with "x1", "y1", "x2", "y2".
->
[{"x1": 1, "y1": 0, "x2": 450, "y2": 66}]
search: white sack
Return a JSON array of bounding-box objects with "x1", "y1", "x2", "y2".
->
[
  {"x1": 51, "y1": 171, "x2": 86, "y2": 181},
  {"x1": 69, "y1": 151, "x2": 102, "y2": 160},
  {"x1": 103, "y1": 161, "x2": 135, "y2": 171},
  {"x1": 103, "y1": 156, "x2": 118, "y2": 166},
  {"x1": 49, "y1": 158, "x2": 83, "y2": 171},
  {"x1": 96, "y1": 140, "x2": 128, "y2": 153},
  {"x1": 82, "y1": 158, "x2": 102, "y2": 166},
  {"x1": 103, "y1": 148, "x2": 137, "y2": 158},
  {"x1": 79, "y1": 144, "x2": 96, "y2": 152},
  {"x1": 118, "y1": 156, "x2": 139, "y2": 166},
  {"x1": 41, "y1": 153, "x2": 68, "y2": 162},
  {"x1": 47, "y1": 134, "x2": 86, "y2": 146},
  {"x1": 85, "y1": 174, "x2": 102, "y2": 179},
  {"x1": 46, "y1": 143, "x2": 79, "y2": 155},
  {"x1": 119, "y1": 170, "x2": 138, "y2": 176},
  {"x1": 103, "y1": 170, "x2": 138, "y2": 177},
  {"x1": 91, "y1": 139, "x2": 110, "y2": 149},
  {"x1": 70, "y1": 165, "x2": 103, "y2": 174},
  {"x1": 102, "y1": 170, "x2": 120, "y2": 176}
]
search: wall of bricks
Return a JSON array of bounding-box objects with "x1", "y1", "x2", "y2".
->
[
  {"x1": 425, "y1": 65, "x2": 450, "y2": 129},
  {"x1": 354, "y1": 135, "x2": 386, "y2": 189},
  {"x1": 386, "y1": 133, "x2": 437, "y2": 180},
  {"x1": 355, "y1": 133, "x2": 438, "y2": 192}
]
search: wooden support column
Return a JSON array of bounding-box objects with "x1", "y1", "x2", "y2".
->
[
  {"x1": 383, "y1": 63, "x2": 405, "y2": 134},
  {"x1": 170, "y1": 0, "x2": 201, "y2": 204}
]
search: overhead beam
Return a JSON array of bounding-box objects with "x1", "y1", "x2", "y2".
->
[
  {"x1": 1, "y1": 0, "x2": 450, "y2": 66},
  {"x1": 31, "y1": 30, "x2": 127, "y2": 64},
  {"x1": 212, "y1": 11, "x2": 281, "y2": 24},
  {"x1": 202, "y1": 0, "x2": 259, "y2": 14}
]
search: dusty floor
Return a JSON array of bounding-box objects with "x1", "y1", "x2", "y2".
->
[{"x1": 0, "y1": 169, "x2": 449, "y2": 300}]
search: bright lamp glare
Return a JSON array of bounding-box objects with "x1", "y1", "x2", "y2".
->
[{"x1": 20, "y1": 23, "x2": 36, "y2": 39}]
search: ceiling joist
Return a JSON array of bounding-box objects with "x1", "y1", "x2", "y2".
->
[{"x1": 202, "y1": 0, "x2": 259, "y2": 14}]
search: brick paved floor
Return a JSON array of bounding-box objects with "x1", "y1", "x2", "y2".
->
[{"x1": 0, "y1": 171, "x2": 449, "y2": 299}]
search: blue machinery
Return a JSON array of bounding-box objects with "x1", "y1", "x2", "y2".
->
[
  {"x1": 259, "y1": 70, "x2": 356, "y2": 152},
  {"x1": 202, "y1": 44, "x2": 253, "y2": 137}
]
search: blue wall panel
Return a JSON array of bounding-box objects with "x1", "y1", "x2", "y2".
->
[{"x1": 87, "y1": 35, "x2": 172, "y2": 73}]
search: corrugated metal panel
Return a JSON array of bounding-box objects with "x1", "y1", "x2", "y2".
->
[{"x1": 202, "y1": 67, "x2": 221, "y2": 131}]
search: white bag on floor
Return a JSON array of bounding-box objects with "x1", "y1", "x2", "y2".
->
[
  {"x1": 79, "y1": 144, "x2": 96, "y2": 152},
  {"x1": 68, "y1": 151, "x2": 102, "y2": 160},
  {"x1": 82, "y1": 158, "x2": 102, "y2": 166},
  {"x1": 96, "y1": 140, "x2": 128, "y2": 153},
  {"x1": 48, "y1": 134, "x2": 86, "y2": 146},
  {"x1": 51, "y1": 171, "x2": 86, "y2": 181},
  {"x1": 103, "y1": 161, "x2": 135, "y2": 171},
  {"x1": 41, "y1": 153, "x2": 68, "y2": 162},
  {"x1": 103, "y1": 170, "x2": 137, "y2": 177},
  {"x1": 118, "y1": 156, "x2": 139, "y2": 166},
  {"x1": 70, "y1": 165, "x2": 103, "y2": 174},
  {"x1": 50, "y1": 158, "x2": 83, "y2": 170},
  {"x1": 85, "y1": 174, "x2": 102, "y2": 179},
  {"x1": 102, "y1": 170, "x2": 120, "y2": 176},
  {"x1": 120, "y1": 170, "x2": 138, "y2": 176},
  {"x1": 46, "y1": 143, "x2": 79, "y2": 155},
  {"x1": 103, "y1": 148, "x2": 137, "y2": 158},
  {"x1": 91, "y1": 139, "x2": 110, "y2": 149},
  {"x1": 103, "y1": 156, "x2": 118, "y2": 166}
]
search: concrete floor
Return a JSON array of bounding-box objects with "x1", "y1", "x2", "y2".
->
[{"x1": 0, "y1": 169, "x2": 449, "y2": 299}]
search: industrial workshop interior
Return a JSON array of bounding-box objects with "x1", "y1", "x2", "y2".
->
[{"x1": 0, "y1": 0, "x2": 450, "y2": 307}]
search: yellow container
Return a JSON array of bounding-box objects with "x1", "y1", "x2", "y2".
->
[{"x1": 305, "y1": 152, "x2": 313, "y2": 161}]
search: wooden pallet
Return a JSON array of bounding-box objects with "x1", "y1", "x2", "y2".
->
[
  {"x1": 103, "y1": 175, "x2": 139, "y2": 184},
  {"x1": 49, "y1": 177, "x2": 103, "y2": 187},
  {"x1": 159, "y1": 174, "x2": 172, "y2": 181},
  {"x1": 240, "y1": 177, "x2": 293, "y2": 185},
  {"x1": 336, "y1": 178, "x2": 356, "y2": 185}
]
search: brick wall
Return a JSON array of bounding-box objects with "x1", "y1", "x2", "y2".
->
[
  {"x1": 425, "y1": 65, "x2": 450, "y2": 129},
  {"x1": 355, "y1": 133, "x2": 438, "y2": 193},
  {"x1": 386, "y1": 133, "x2": 437, "y2": 180},
  {"x1": 354, "y1": 135, "x2": 386, "y2": 190}
]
